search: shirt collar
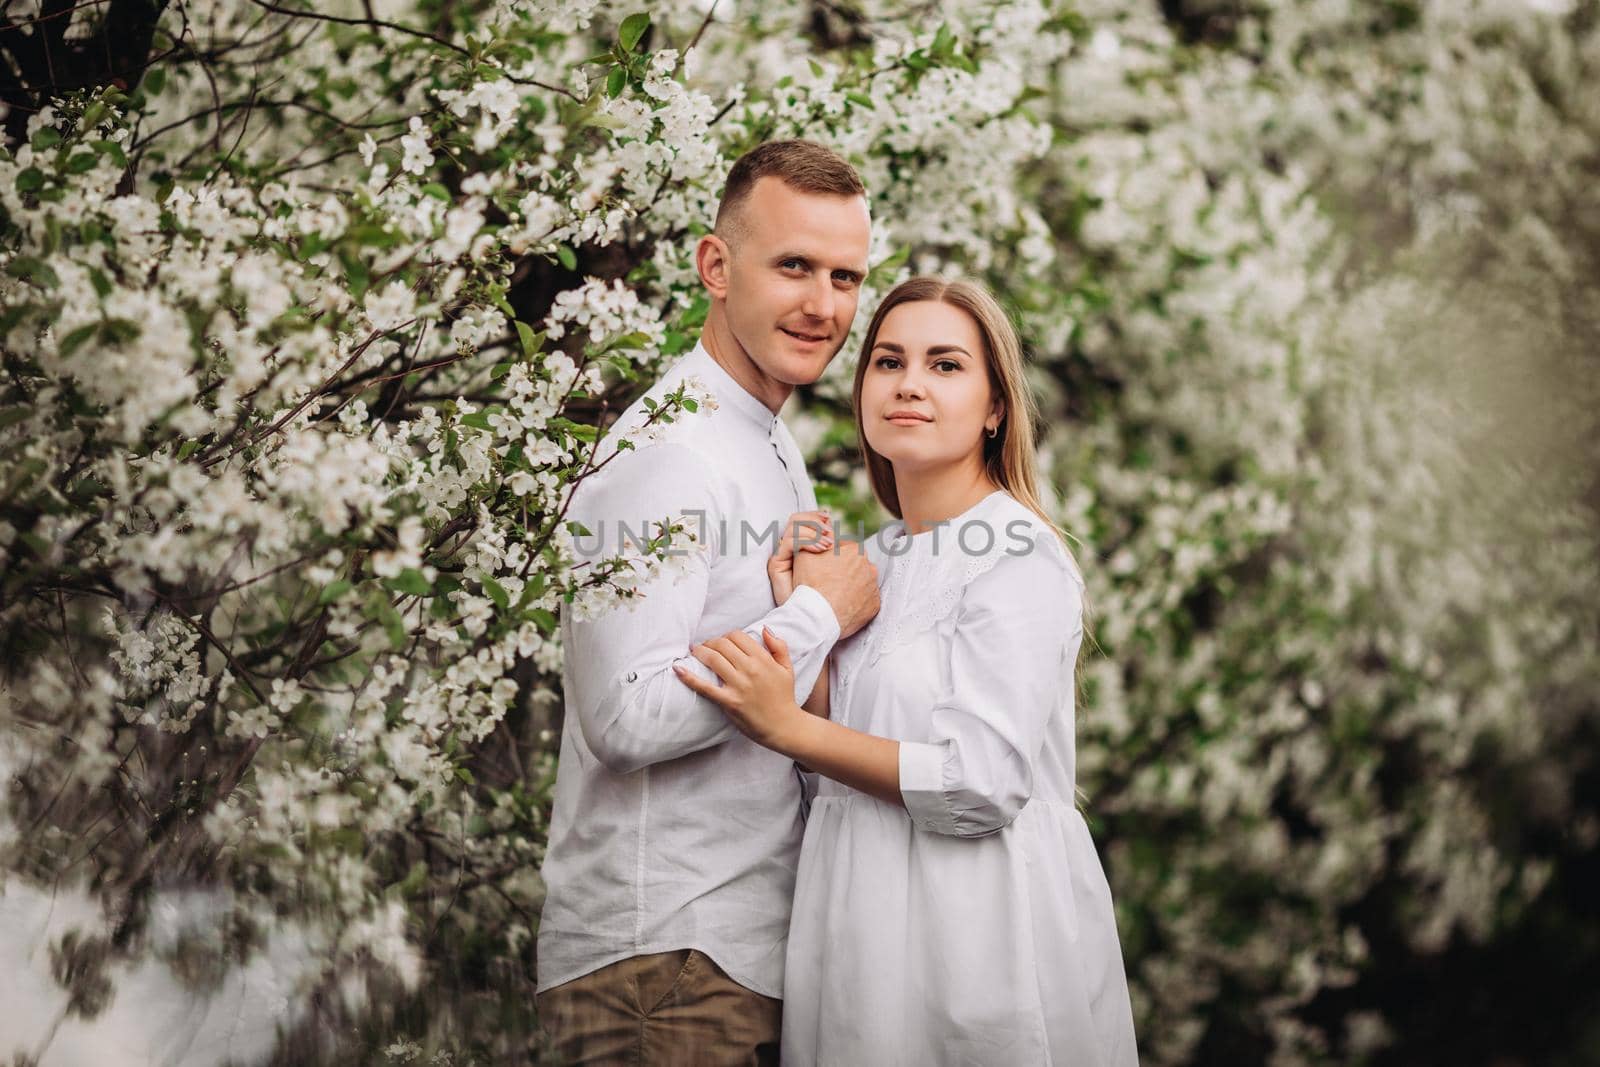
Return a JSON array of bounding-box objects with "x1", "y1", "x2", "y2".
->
[{"x1": 681, "y1": 341, "x2": 781, "y2": 431}]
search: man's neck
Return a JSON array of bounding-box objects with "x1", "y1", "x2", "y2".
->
[{"x1": 700, "y1": 307, "x2": 791, "y2": 415}]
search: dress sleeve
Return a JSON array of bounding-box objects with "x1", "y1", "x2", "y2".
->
[
  {"x1": 563, "y1": 442, "x2": 840, "y2": 775},
  {"x1": 897, "y1": 534, "x2": 1083, "y2": 837}
]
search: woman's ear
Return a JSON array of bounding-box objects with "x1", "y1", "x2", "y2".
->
[
  {"x1": 986, "y1": 401, "x2": 1006, "y2": 435},
  {"x1": 695, "y1": 234, "x2": 733, "y2": 300}
]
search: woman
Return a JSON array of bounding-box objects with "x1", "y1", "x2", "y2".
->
[{"x1": 674, "y1": 277, "x2": 1138, "y2": 1065}]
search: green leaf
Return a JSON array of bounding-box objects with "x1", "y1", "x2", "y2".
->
[
  {"x1": 482, "y1": 577, "x2": 510, "y2": 611},
  {"x1": 556, "y1": 245, "x2": 578, "y2": 271},
  {"x1": 605, "y1": 66, "x2": 626, "y2": 98},
  {"x1": 6, "y1": 256, "x2": 60, "y2": 287},
  {"x1": 682, "y1": 398, "x2": 698, "y2": 413},
  {"x1": 515, "y1": 320, "x2": 545, "y2": 358},
  {"x1": 100, "y1": 318, "x2": 140, "y2": 345},
  {"x1": 318, "y1": 579, "x2": 353, "y2": 605},
  {"x1": 845, "y1": 91, "x2": 874, "y2": 109},
  {"x1": 808, "y1": 58, "x2": 825, "y2": 78},
  {"x1": 143, "y1": 67, "x2": 167, "y2": 96},
  {"x1": 15, "y1": 167, "x2": 45, "y2": 193},
  {"x1": 383, "y1": 568, "x2": 433, "y2": 596},
  {"x1": 530, "y1": 608, "x2": 557, "y2": 635},
  {"x1": 59, "y1": 323, "x2": 98, "y2": 358},
  {"x1": 618, "y1": 12, "x2": 650, "y2": 53},
  {"x1": 65, "y1": 151, "x2": 97, "y2": 174},
  {"x1": 378, "y1": 598, "x2": 407, "y2": 650},
  {"x1": 596, "y1": 329, "x2": 650, "y2": 354},
  {"x1": 90, "y1": 139, "x2": 127, "y2": 168},
  {"x1": 0, "y1": 304, "x2": 30, "y2": 335},
  {"x1": 30, "y1": 127, "x2": 61, "y2": 151},
  {"x1": 396, "y1": 859, "x2": 428, "y2": 897},
  {"x1": 421, "y1": 182, "x2": 451, "y2": 201},
  {"x1": 867, "y1": 244, "x2": 911, "y2": 287},
  {"x1": 341, "y1": 253, "x2": 370, "y2": 301}
]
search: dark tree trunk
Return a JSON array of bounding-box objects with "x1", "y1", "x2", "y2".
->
[{"x1": 0, "y1": 0, "x2": 170, "y2": 146}]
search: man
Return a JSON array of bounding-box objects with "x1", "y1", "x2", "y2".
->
[{"x1": 535, "y1": 141, "x2": 881, "y2": 1064}]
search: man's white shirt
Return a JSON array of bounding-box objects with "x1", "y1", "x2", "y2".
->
[{"x1": 535, "y1": 343, "x2": 841, "y2": 999}]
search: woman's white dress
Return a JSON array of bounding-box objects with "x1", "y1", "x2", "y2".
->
[{"x1": 782, "y1": 490, "x2": 1138, "y2": 1066}]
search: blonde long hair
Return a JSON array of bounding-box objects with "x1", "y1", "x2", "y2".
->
[{"x1": 849, "y1": 276, "x2": 1095, "y2": 627}]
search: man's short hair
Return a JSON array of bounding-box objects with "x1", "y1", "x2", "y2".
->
[{"x1": 713, "y1": 140, "x2": 866, "y2": 245}]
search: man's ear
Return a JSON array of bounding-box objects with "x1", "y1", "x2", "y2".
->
[{"x1": 696, "y1": 234, "x2": 733, "y2": 300}]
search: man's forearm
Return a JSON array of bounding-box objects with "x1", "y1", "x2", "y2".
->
[{"x1": 581, "y1": 586, "x2": 839, "y2": 772}]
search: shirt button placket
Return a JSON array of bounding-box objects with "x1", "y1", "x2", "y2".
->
[{"x1": 770, "y1": 421, "x2": 801, "y2": 510}]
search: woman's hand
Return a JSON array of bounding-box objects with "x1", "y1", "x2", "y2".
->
[
  {"x1": 768, "y1": 510, "x2": 833, "y2": 606},
  {"x1": 673, "y1": 628, "x2": 804, "y2": 752}
]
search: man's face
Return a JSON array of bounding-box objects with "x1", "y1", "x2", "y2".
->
[{"x1": 716, "y1": 177, "x2": 872, "y2": 386}]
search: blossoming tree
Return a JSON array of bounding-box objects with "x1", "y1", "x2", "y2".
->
[{"x1": 2, "y1": 0, "x2": 1596, "y2": 1064}]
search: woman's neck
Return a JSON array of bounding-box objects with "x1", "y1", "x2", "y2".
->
[{"x1": 894, "y1": 463, "x2": 1001, "y2": 535}]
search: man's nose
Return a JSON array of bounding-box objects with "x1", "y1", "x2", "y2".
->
[{"x1": 800, "y1": 275, "x2": 836, "y2": 321}]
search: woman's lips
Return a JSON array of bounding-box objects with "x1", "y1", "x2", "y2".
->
[{"x1": 885, "y1": 413, "x2": 932, "y2": 425}]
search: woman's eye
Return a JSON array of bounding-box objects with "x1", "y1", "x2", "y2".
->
[
  {"x1": 873, "y1": 356, "x2": 900, "y2": 370},
  {"x1": 935, "y1": 360, "x2": 960, "y2": 373}
]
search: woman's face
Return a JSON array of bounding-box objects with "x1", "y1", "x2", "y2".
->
[{"x1": 859, "y1": 299, "x2": 999, "y2": 475}]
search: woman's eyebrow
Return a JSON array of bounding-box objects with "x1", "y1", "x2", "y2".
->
[{"x1": 870, "y1": 342, "x2": 974, "y2": 357}]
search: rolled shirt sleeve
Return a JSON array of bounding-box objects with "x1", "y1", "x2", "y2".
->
[
  {"x1": 898, "y1": 539, "x2": 1083, "y2": 837},
  {"x1": 564, "y1": 442, "x2": 840, "y2": 774}
]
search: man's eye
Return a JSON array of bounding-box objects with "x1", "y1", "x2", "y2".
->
[
  {"x1": 832, "y1": 272, "x2": 858, "y2": 286},
  {"x1": 781, "y1": 259, "x2": 805, "y2": 271}
]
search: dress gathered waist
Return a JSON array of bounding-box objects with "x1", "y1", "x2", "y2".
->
[{"x1": 810, "y1": 779, "x2": 1083, "y2": 819}]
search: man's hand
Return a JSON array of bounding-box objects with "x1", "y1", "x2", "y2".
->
[
  {"x1": 767, "y1": 510, "x2": 833, "y2": 606},
  {"x1": 794, "y1": 538, "x2": 879, "y2": 640}
]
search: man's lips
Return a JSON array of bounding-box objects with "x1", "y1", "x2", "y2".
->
[{"x1": 780, "y1": 327, "x2": 829, "y2": 345}]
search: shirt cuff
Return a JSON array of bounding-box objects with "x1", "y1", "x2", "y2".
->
[
  {"x1": 899, "y1": 740, "x2": 959, "y2": 835},
  {"x1": 786, "y1": 583, "x2": 842, "y2": 646}
]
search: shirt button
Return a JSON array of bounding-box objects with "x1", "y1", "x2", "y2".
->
[{"x1": 625, "y1": 670, "x2": 638, "y2": 683}]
